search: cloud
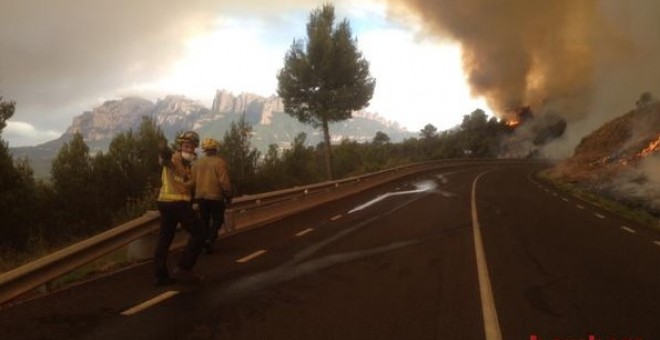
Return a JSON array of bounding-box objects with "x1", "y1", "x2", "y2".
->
[
  {"x1": 360, "y1": 27, "x2": 489, "y2": 131},
  {"x1": 0, "y1": 0, "x2": 396, "y2": 145},
  {"x1": 387, "y1": 0, "x2": 660, "y2": 156},
  {"x1": 3, "y1": 121, "x2": 61, "y2": 147},
  {"x1": 0, "y1": 0, "x2": 362, "y2": 110},
  {"x1": 1, "y1": 1, "x2": 217, "y2": 117},
  {"x1": 385, "y1": 0, "x2": 660, "y2": 118},
  {"x1": 2, "y1": 0, "x2": 522, "y2": 147}
]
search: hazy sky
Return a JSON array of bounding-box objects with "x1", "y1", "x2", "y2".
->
[
  {"x1": 0, "y1": 0, "x2": 489, "y2": 147},
  {"x1": 3, "y1": 0, "x2": 658, "y2": 152}
]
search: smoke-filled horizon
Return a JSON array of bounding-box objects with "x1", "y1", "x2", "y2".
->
[
  {"x1": 387, "y1": 0, "x2": 660, "y2": 154},
  {"x1": 2, "y1": 0, "x2": 658, "y2": 152},
  {"x1": 1, "y1": 0, "x2": 488, "y2": 147}
]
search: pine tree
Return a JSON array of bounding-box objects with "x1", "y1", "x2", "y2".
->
[
  {"x1": 220, "y1": 117, "x2": 260, "y2": 195},
  {"x1": 51, "y1": 132, "x2": 104, "y2": 234},
  {"x1": 277, "y1": 4, "x2": 375, "y2": 180},
  {"x1": 0, "y1": 94, "x2": 32, "y2": 250}
]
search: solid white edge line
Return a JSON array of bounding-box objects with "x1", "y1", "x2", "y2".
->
[
  {"x1": 621, "y1": 226, "x2": 637, "y2": 234},
  {"x1": 121, "y1": 290, "x2": 179, "y2": 316},
  {"x1": 471, "y1": 171, "x2": 503, "y2": 340},
  {"x1": 237, "y1": 249, "x2": 268, "y2": 263},
  {"x1": 295, "y1": 228, "x2": 314, "y2": 237}
]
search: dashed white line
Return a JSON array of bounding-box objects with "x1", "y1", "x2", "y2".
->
[
  {"x1": 330, "y1": 214, "x2": 343, "y2": 221},
  {"x1": 621, "y1": 226, "x2": 637, "y2": 234},
  {"x1": 237, "y1": 249, "x2": 268, "y2": 263},
  {"x1": 594, "y1": 213, "x2": 606, "y2": 219},
  {"x1": 295, "y1": 228, "x2": 314, "y2": 237},
  {"x1": 576, "y1": 204, "x2": 585, "y2": 210},
  {"x1": 121, "y1": 291, "x2": 179, "y2": 316},
  {"x1": 561, "y1": 198, "x2": 569, "y2": 202}
]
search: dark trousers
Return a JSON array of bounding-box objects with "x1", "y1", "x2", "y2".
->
[
  {"x1": 198, "y1": 199, "x2": 226, "y2": 243},
  {"x1": 154, "y1": 201, "x2": 205, "y2": 279}
]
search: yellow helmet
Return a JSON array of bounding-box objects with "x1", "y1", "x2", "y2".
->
[{"x1": 201, "y1": 138, "x2": 220, "y2": 151}]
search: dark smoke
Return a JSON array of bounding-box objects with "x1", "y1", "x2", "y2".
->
[
  {"x1": 499, "y1": 109, "x2": 567, "y2": 158},
  {"x1": 387, "y1": 0, "x2": 660, "y2": 156}
]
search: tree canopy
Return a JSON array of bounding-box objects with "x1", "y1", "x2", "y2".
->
[{"x1": 277, "y1": 4, "x2": 375, "y2": 179}]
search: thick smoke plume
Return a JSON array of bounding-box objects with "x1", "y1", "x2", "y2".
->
[{"x1": 387, "y1": 0, "x2": 660, "y2": 156}]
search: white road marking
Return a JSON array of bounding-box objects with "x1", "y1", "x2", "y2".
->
[
  {"x1": 561, "y1": 198, "x2": 569, "y2": 202},
  {"x1": 237, "y1": 250, "x2": 268, "y2": 263},
  {"x1": 471, "y1": 171, "x2": 503, "y2": 340},
  {"x1": 330, "y1": 214, "x2": 343, "y2": 221},
  {"x1": 576, "y1": 204, "x2": 585, "y2": 210},
  {"x1": 348, "y1": 180, "x2": 438, "y2": 214},
  {"x1": 295, "y1": 228, "x2": 314, "y2": 237},
  {"x1": 121, "y1": 291, "x2": 179, "y2": 316},
  {"x1": 594, "y1": 213, "x2": 606, "y2": 219},
  {"x1": 654, "y1": 241, "x2": 660, "y2": 247},
  {"x1": 621, "y1": 226, "x2": 637, "y2": 234}
]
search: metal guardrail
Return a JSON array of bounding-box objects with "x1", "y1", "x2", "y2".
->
[{"x1": 0, "y1": 159, "x2": 470, "y2": 306}]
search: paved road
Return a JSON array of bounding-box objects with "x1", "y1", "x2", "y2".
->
[{"x1": 1, "y1": 161, "x2": 659, "y2": 339}]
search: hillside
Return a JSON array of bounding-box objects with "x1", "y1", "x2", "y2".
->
[
  {"x1": 10, "y1": 91, "x2": 415, "y2": 178},
  {"x1": 549, "y1": 101, "x2": 660, "y2": 214}
]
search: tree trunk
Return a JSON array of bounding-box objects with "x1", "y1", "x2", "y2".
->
[{"x1": 321, "y1": 119, "x2": 334, "y2": 180}]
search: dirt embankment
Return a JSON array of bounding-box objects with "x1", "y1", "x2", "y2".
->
[{"x1": 549, "y1": 102, "x2": 660, "y2": 215}]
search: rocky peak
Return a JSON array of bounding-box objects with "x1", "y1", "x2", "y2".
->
[
  {"x1": 65, "y1": 97, "x2": 154, "y2": 141},
  {"x1": 211, "y1": 90, "x2": 283, "y2": 125},
  {"x1": 155, "y1": 95, "x2": 204, "y2": 116},
  {"x1": 153, "y1": 96, "x2": 209, "y2": 129},
  {"x1": 60, "y1": 90, "x2": 408, "y2": 146}
]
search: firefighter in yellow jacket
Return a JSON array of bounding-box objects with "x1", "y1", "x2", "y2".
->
[
  {"x1": 153, "y1": 131, "x2": 206, "y2": 286},
  {"x1": 193, "y1": 138, "x2": 232, "y2": 254}
]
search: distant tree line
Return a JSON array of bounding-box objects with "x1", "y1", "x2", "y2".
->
[
  {"x1": 0, "y1": 91, "x2": 513, "y2": 271},
  {"x1": 0, "y1": 2, "x2": 513, "y2": 269}
]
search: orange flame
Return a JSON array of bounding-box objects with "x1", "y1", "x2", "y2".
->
[
  {"x1": 505, "y1": 119, "x2": 520, "y2": 128},
  {"x1": 638, "y1": 135, "x2": 660, "y2": 158}
]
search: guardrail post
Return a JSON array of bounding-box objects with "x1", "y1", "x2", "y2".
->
[{"x1": 224, "y1": 210, "x2": 236, "y2": 233}]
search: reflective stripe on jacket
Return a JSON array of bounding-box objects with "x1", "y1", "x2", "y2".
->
[{"x1": 157, "y1": 152, "x2": 193, "y2": 202}]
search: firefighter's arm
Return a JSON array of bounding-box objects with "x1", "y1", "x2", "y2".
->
[
  {"x1": 215, "y1": 160, "x2": 232, "y2": 200},
  {"x1": 171, "y1": 153, "x2": 192, "y2": 180}
]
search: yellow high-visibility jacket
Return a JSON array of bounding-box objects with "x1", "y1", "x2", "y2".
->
[
  {"x1": 157, "y1": 152, "x2": 193, "y2": 202},
  {"x1": 192, "y1": 155, "x2": 231, "y2": 201}
]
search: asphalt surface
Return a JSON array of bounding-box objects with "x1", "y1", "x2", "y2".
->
[{"x1": 1, "y1": 160, "x2": 659, "y2": 340}]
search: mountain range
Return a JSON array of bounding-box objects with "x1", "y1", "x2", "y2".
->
[{"x1": 10, "y1": 90, "x2": 415, "y2": 178}]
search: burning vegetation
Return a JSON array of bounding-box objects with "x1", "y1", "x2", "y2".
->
[
  {"x1": 638, "y1": 135, "x2": 660, "y2": 158},
  {"x1": 550, "y1": 97, "x2": 660, "y2": 214},
  {"x1": 498, "y1": 107, "x2": 567, "y2": 158}
]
